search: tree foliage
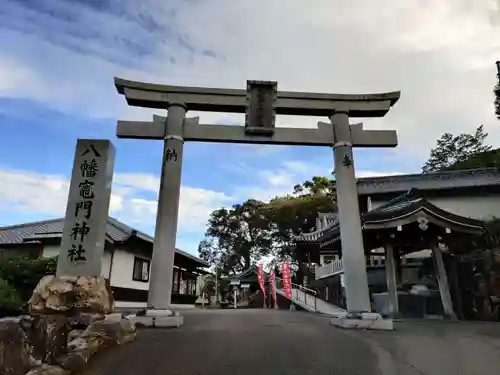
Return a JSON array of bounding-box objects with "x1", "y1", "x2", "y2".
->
[
  {"x1": 0, "y1": 278, "x2": 23, "y2": 318},
  {"x1": 198, "y1": 176, "x2": 337, "y2": 279},
  {"x1": 198, "y1": 200, "x2": 273, "y2": 275},
  {"x1": 293, "y1": 176, "x2": 336, "y2": 197},
  {"x1": 0, "y1": 256, "x2": 57, "y2": 301},
  {"x1": 0, "y1": 256, "x2": 57, "y2": 317},
  {"x1": 422, "y1": 125, "x2": 492, "y2": 173}
]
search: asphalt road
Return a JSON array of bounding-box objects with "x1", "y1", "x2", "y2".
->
[
  {"x1": 83, "y1": 309, "x2": 500, "y2": 375},
  {"x1": 83, "y1": 308, "x2": 378, "y2": 375}
]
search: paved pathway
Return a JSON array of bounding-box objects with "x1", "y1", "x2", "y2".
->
[
  {"x1": 84, "y1": 309, "x2": 377, "y2": 375},
  {"x1": 83, "y1": 309, "x2": 500, "y2": 375}
]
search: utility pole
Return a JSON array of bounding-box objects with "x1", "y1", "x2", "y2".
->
[
  {"x1": 215, "y1": 265, "x2": 220, "y2": 306},
  {"x1": 495, "y1": 61, "x2": 500, "y2": 120}
]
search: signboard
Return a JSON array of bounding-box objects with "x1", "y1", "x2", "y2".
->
[
  {"x1": 281, "y1": 262, "x2": 293, "y2": 299},
  {"x1": 230, "y1": 280, "x2": 241, "y2": 286},
  {"x1": 270, "y1": 271, "x2": 278, "y2": 309},
  {"x1": 241, "y1": 284, "x2": 251, "y2": 289},
  {"x1": 245, "y1": 80, "x2": 277, "y2": 135},
  {"x1": 57, "y1": 139, "x2": 115, "y2": 277},
  {"x1": 257, "y1": 264, "x2": 266, "y2": 299}
]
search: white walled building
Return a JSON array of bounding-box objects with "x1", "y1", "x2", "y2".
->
[
  {"x1": 0, "y1": 217, "x2": 209, "y2": 307},
  {"x1": 297, "y1": 168, "x2": 500, "y2": 279}
]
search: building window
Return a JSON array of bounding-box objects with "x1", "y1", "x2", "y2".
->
[{"x1": 133, "y1": 257, "x2": 150, "y2": 282}]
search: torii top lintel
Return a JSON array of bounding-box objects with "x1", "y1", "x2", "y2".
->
[{"x1": 114, "y1": 77, "x2": 401, "y2": 118}]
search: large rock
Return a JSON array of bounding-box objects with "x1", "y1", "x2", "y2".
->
[
  {"x1": 28, "y1": 315, "x2": 69, "y2": 364},
  {"x1": 25, "y1": 365, "x2": 66, "y2": 375},
  {"x1": 67, "y1": 335, "x2": 103, "y2": 354},
  {"x1": 58, "y1": 317, "x2": 135, "y2": 374},
  {"x1": 0, "y1": 321, "x2": 32, "y2": 375},
  {"x1": 55, "y1": 350, "x2": 91, "y2": 375},
  {"x1": 82, "y1": 317, "x2": 137, "y2": 346},
  {"x1": 29, "y1": 276, "x2": 114, "y2": 316},
  {"x1": 68, "y1": 313, "x2": 104, "y2": 329}
]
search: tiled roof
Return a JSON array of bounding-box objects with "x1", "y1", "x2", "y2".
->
[
  {"x1": 357, "y1": 168, "x2": 500, "y2": 195},
  {"x1": 295, "y1": 189, "x2": 484, "y2": 247},
  {"x1": 0, "y1": 217, "x2": 208, "y2": 267},
  {"x1": 227, "y1": 266, "x2": 259, "y2": 280}
]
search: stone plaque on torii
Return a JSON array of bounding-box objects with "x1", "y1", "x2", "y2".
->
[{"x1": 115, "y1": 77, "x2": 400, "y2": 326}]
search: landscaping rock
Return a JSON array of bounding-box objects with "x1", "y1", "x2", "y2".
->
[
  {"x1": 67, "y1": 336, "x2": 103, "y2": 354},
  {"x1": 83, "y1": 317, "x2": 137, "y2": 346},
  {"x1": 25, "y1": 364, "x2": 66, "y2": 375},
  {"x1": 0, "y1": 321, "x2": 31, "y2": 375},
  {"x1": 103, "y1": 313, "x2": 123, "y2": 323},
  {"x1": 19, "y1": 316, "x2": 34, "y2": 334},
  {"x1": 28, "y1": 276, "x2": 114, "y2": 316},
  {"x1": 73, "y1": 277, "x2": 114, "y2": 314},
  {"x1": 68, "y1": 313, "x2": 104, "y2": 329},
  {"x1": 67, "y1": 330, "x2": 83, "y2": 344},
  {"x1": 28, "y1": 315, "x2": 69, "y2": 364},
  {"x1": 55, "y1": 350, "x2": 92, "y2": 375}
]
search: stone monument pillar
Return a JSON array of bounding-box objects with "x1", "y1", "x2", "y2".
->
[{"x1": 57, "y1": 139, "x2": 115, "y2": 277}]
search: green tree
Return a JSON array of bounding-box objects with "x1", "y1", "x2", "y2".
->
[
  {"x1": 422, "y1": 125, "x2": 492, "y2": 173},
  {"x1": 449, "y1": 149, "x2": 500, "y2": 171},
  {"x1": 0, "y1": 278, "x2": 23, "y2": 317},
  {"x1": 198, "y1": 200, "x2": 273, "y2": 274},
  {"x1": 262, "y1": 193, "x2": 337, "y2": 282},
  {"x1": 293, "y1": 176, "x2": 336, "y2": 197},
  {"x1": 0, "y1": 256, "x2": 57, "y2": 301}
]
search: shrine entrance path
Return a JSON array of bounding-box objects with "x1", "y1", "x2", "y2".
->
[{"x1": 82, "y1": 309, "x2": 500, "y2": 375}]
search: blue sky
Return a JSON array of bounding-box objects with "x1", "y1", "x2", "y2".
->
[{"x1": 1, "y1": 0, "x2": 499, "y2": 255}]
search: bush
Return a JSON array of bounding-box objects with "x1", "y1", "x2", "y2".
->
[
  {"x1": 0, "y1": 277, "x2": 23, "y2": 317},
  {"x1": 0, "y1": 256, "x2": 57, "y2": 302}
]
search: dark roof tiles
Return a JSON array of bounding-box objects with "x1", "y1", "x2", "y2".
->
[
  {"x1": 0, "y1": 217, "x2": 208, "y2": 267},
  {"x1": 357, "y1": 168, "x2": 500, "y2": 195}
]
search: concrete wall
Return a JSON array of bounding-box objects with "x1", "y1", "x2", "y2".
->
[
  {"x1": 109, "y1": 248, "x2": 150, "y2": 291},
  {"x1": 42, "y1": 245, "x2": 112, "y2": 278},
  {"x1": 42, "y1": 245, "x2": 60, "y2": 258},
  {"x1": 369, "y1": 194, "x2": 500, "y2": 220}
]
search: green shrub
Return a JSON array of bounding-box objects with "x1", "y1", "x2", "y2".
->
[
  {"x1": 0, "y1": 277, "x2": 23, "y2": 317},
  {"x1": 0, "y1": 256, "x2": 57, "y2": 302}
]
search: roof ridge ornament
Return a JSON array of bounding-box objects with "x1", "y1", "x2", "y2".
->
[{"x1": 417, "y1": 216, "x2": 429, "y2": 231}]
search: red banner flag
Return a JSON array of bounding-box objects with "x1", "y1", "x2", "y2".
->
[
  {"x1": 281, "y1": 262, "x2": 293, "y2": 299},
  {"x1": 270, "y1": 271, "x2": 278, "y2": 309},
  {"x1": 257, "y1": 264, "x2": 266, "y2": 299}
]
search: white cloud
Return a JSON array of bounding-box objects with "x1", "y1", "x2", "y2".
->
[
  {"x1": 0, "y1": 168, "x2": 233, "y2": 236},
  {"x1": 1, "y1": 0, "x2": 499, "y2": 162},
  {"x1": 230, "y1": 160, "x2": 406, "y2": 202},
  {"x1": 0, "y1": 163, "x2": 406, "y2": 228},
  {"x1": 112, "y1": 173, "x2": 234, "y2": 232}
]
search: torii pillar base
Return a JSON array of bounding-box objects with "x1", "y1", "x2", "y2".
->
[
  {"x1": 330, "y1": 312, "x2": 394, "y2": 331},
  {"x1": 126, "y1": 309, "x2": 184, "y2": 328}
]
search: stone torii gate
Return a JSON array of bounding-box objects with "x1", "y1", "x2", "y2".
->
[{"x1": 115, "y1": 78, "x2": 400, "y2": 327}]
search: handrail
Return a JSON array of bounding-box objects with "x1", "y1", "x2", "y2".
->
[
  {"x1": 275, "y1": 276, "x2": 317, "y2": 296},
  {"x1": 274, "y1": 275, "x2": 318, "y2": 312}
]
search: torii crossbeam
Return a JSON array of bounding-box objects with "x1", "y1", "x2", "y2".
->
[{"x1": 115, "y1": 77, "x2": 400, "y2": 326}]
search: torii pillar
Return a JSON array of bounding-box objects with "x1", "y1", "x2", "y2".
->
[{"x1": 114, "y1": 77, "x2": 400, "y2": 329}]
